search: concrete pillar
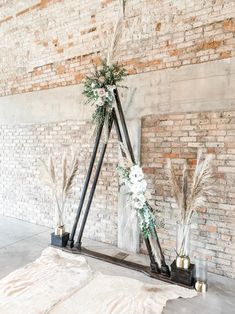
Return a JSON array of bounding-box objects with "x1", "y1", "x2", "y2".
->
[{"x1": 117, "y1": 118, "x2": 141, "y2": 253}]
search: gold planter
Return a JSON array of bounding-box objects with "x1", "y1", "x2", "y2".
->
[
  {"x1": 176, "y1": 222, "x2": 191, "y2": 269},
  {"x1": 55, "y1": 225, "x2": 65, "y2": 237},
  {"x1": 176, "y1": 256, "x2": 190, "y2": 270}
]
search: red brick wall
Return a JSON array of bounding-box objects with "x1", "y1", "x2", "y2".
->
[
  {"x1": 0, "y1": 120, "x2": 119, "y2": 245},
  {"x1": 0, "y1": 0, "x2": 234, "y2": 96},
  {"x1": 141, "y1": 110, "x2": 235, "y2": 278}
]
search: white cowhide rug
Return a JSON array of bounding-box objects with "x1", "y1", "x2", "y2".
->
[{"x1": 0, "y1": 247, "x2": 197, "y2": 314}]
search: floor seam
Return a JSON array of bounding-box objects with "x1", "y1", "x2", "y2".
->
[{"x1": 0, "y1": 230, "x2": 51, "y2": 250}]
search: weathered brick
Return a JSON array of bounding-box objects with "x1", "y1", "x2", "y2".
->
[
  {"x1": 141, "y1": 109, "x2": 235, "y2": 279},
  {"x1": 0, "y1": 1, "x2": 234, "y2": 96},
  {"x1": 0, "y1": 121, "x2": 119, "y2": 245}
]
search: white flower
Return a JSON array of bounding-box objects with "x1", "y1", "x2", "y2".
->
[
  {"x1": 95, "y1": 99, "x2": 104, "y2": 107},
  {"x1": 129, "y1": 165, "x2": 144, "y2": 183},
  {"x1": 130, "y1": 179, "x2": 147, "y2": 194},
  {"x1": 91, "y1": 83, "x2": 96, "y2": 88},
  {"x1": 133, "y1": 200, "x2": 144, "y2": 209},
  {"x1": 120, "y1": 176, "x2": 129, "y2": 185},
  {"x1": 96, "y1": 88, "x2": 106, "y2": 97},
  {"x1": 132, "y1": 193, "x2": 146, "y2": 209}
]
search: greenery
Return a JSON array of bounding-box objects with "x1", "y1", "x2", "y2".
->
[
  {"x1": 117, "y1": 163, "x2": 157, "y2": 239},
  {"x1": 137, "y1": 204, "x2": 156, "y2": 239},
  {"x1": 83, "y1": 59, "x2": 126, "y2": 126}
]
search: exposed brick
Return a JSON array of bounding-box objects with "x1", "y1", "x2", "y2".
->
[
  {"x1": 0, "y1": 0, "x2": 235, "y2": 280},
  {"x1": 0, "y1": 121, "x2": 119, "y2": 245},
  {"x1": 0, "y1": 0, "x2": 234, "y2": 96},
  {"x1": 220, "y1": 51, "x2": 232, "y2": 58},
  {"x1": 223, "y1": 18, "x2": 235, "y2": 32},
  {"x1": 141, "y1": 110, "x2": 235, "y2": 279}
]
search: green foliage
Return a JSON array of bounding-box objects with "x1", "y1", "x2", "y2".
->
[
  {"x1": 83, "y1": 59, "x2": 126, "y2": 126},
  {"x1": 116, "y1": 165, "x2": 129, "y2": 185},
  {"x1": 117, "y1": 164, "x2": 157, "y2": 239},
  {"x1": 138, "y1": 204, "x2": 156, "y2": 239},
  {"x1": 92, "y1": 105, "x2": 107, "y2": 126}
]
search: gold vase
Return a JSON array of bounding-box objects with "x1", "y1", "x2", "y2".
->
[
  {"x1": 55, "y1": 225, "x2": 65, "y2": 237},
  {"x1": 176, "y1": 255, "x2": 190, "y2": 269},
  {"x1": 176, "y1": 222, "x2": 191, "y2": 269}
]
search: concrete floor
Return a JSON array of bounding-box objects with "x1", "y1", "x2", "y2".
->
[{"x1": 0, "y1": 216, "x2": 234, "y2": 314}]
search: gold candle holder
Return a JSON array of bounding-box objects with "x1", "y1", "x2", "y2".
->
[
  {"x1": 195, "y1": 281, "x2": 207, "y2": 293},
  {"x1": 195, "y1": 259, "x2": 208, "y2": 292}
]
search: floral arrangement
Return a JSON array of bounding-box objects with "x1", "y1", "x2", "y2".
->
[
  {"x1": 167, "y1": 150, "x2": 214, "y2": 259},
  {"x1": 40, "y1": 152, "x2": 79, "y2": 236},
  {"x1": 117, "y1": 144, "x2": 157, "y2": 239},
  {"x1": 83, "y1": 59, "x2": 126, "y2": 128},
  {"x1": 167, "y1": 150, "x2": 214, "y2": 227}
]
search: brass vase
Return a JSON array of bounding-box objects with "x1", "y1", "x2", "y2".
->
[
  {"x1": 176, "y1": 222, "x2": 191, "y2": 270},
  {"x1": 176, "y1": 255, "x2": 190, "y2": 270},
  {"x1": 55, "y1": 225, "x2": 65, "y2": 237}
]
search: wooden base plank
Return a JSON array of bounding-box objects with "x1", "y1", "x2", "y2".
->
[{"x1": 63, "y1": 246, "x2": 195, "y2": 289}]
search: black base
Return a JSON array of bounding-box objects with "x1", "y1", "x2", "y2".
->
[
  {"x1": 170, "y1": 260, "x2": 195, "y2": 287},
  {"x1": 161, "y1": 264, "x2": 171, "y2": 277},
  {"x1": 51, "y1": 232, "x2": 70, "y2": 248},
  {"x1": 63, "y1": 246, "x2": 194, "y2": 289},
  {"x1": 67, "y1": 239, "x2": 74, "y2": 248}
]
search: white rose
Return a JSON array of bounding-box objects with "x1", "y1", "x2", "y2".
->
[
  {"x1": 129, "y1": 165, "x2": 144, "y2": 183},
  {"x1": 130, "y1": 180, "x2": 147, "y2": 194},
  {"x1": 133, "y1": 200, "x2": 144, "y2": 209}
]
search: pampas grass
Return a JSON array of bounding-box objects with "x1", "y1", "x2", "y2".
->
[
  {"x1": 40, "y1": 152, "x2": 79, "y2": 228},
  {"x1": 167, "y1": 150, "x2": 214, "y2": 257},
  {"x1": 118, "y1": 141, "x2": 134, "y2": 168},
  {"x1": 106, "y1": 0, "x2": 124, "y2": 65},
  {"x1": 167, "y1": 149, "x2": 214, "y2": 225}
]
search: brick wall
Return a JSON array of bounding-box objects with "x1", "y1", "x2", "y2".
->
[
  {"x1": 0, "y1": 0, "x2": 234, "y2": 96},
  {"x1": 0, "y1": 0, "x2": 234, "y2": 278},
  {"x1": 0, "y1": 109, "x2": 234, "y2": 277},
  {"x1": 141, "y1": 110, "x2": 235, "y2": 278},
  {"x1": 0, "y1": 120, "x2": 119, "y2": 245}
]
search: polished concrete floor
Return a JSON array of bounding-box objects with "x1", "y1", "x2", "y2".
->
[{"x1": 0, "y1": 215, "x2": 234, "y2": 314}]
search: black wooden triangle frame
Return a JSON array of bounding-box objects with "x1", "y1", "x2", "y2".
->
[{"x1": 63, "y1": 88, "x2": 194, "y2": 287}]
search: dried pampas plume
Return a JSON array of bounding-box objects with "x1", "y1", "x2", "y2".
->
[
  {"x1": 118, "y1": 141, "x2": 134, "y2": 168},
  {"x1": 167, "y1": 149, "x2": 214, "y2": 225},
  {"x1": 106, "y1": 0, "x2": 125, "y2": 65},
  {"x1": 107, "y1": 17, "x2": 123, "y2": 65},
  {"x1": 40, "y1": 152, "x2": 79, "y2": 228}
]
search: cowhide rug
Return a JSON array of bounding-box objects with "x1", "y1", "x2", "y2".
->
[{"x1": 0, "y1": 247, "x2": 197, "y2": 313}]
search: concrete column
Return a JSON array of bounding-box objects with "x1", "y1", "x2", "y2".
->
[{"x1": 117, "y1": 118, "x2": 141, "y2": 253}]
